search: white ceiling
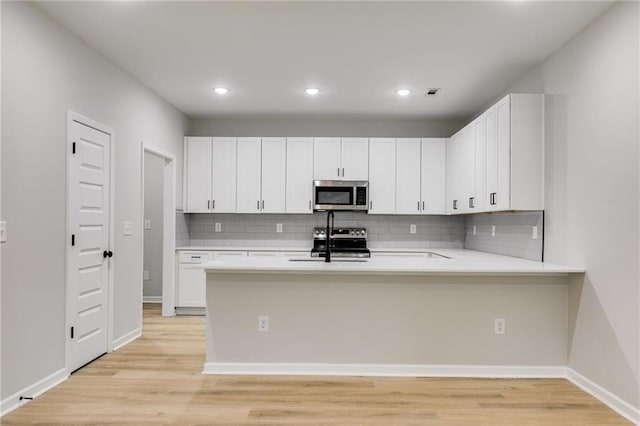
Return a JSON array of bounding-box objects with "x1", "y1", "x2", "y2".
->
[{"x1": 37, "y1": 1, "x2": 613, "y2": 120}]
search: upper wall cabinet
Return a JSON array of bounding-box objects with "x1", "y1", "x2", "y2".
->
[
  {"x1": 183, "y1": 137, "x2": 236, "y2": 213},
  {"x1": 368, "y1": 138, "x2": 396, "y2": 214},
  {"x1": 447, "y1": 94, "x2": 544, "y2": 214},
  {"x1": 236, "y1": 137, "x2": 287, "y2": 214},
  {"x1": 420, "y1": 139, "x2": 447, "y2": 214},
  {"x1": 286, "y1": 137, "x2": 314, "y2": 214},
  {"x1": 313, "y1": 137, "x2": 368, "y2": 180}
]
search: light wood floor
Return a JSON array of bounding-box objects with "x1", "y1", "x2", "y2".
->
[{"x1": 3, "y1": 304, "x2": 630, "y2": 425}]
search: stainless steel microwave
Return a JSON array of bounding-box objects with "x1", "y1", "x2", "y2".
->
[{"x1": 313, "y1": 180, "x2": 369, "y2": 211}]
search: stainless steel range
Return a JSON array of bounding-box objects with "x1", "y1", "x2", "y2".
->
[{"x1": 310, "y1": 227, "x2": 371, "y2": 258}]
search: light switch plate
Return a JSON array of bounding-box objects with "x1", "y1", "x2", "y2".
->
[
  {"x1": 144, "y1": 220, "x2": 151, "y2": 230},
  {"x1": 123, "y1": 221, "x2": 133, "y2": 236},
  {"x1": 143, "y1": 271, "x2": 150, "y2": 280},
  {"x1": 215, "y1": 222, "x2": 222, "y2": 232},
  {"x1": 409, "y1": 224, "x2": 417, "y2": 234},
  {"x1": 0, "y1": 221, "x2": 6, "y2": 243}
]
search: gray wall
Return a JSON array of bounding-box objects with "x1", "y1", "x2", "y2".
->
[
  {"x1": 189, "y1": 117, "x2": 465, "y2": 138},
  {"x1": 507, "y1": 2, "x2": 639, "y2": 409},
  {"x1": 1, "y1": 2, "x2": 188, "y2": 401},
  {"x1": 143, "y1": 153, "x2": 164, "y2": 299}
]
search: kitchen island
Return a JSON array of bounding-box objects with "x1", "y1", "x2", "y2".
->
[{"x1": 202, "y1": 250, "x2": 583, "y2": 377}]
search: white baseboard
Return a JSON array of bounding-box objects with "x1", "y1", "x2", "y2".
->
[
  {"x1": 0, "y1": 368, "x2": 68, "y2": 417},
  {"x1": 142, "y1": 296, "x2": 162, "y2": 304},
  {"x1": 203, "y1": 362, "x2": 566, "y2": 378},
  {"x1": 566, "y1": 368, "x2": 640, "y2": 425},
  {"x1": 111, "y1": 327, "x2": 141, "y2": 351}
]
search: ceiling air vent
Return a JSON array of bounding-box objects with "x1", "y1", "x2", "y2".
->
[{"x1": 425, "y1": 88, "x2": 440, "y2": 96}]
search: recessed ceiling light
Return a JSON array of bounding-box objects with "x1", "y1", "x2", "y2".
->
[
  {"x1": 396, "y1": 89, "x2": 411, "y2": 97},
  {"x1": 305, "y1": 88, "x2": 320, "y2": 95},
  {"x1": 213, "y1": 87, "x2": 229, "y2": 95}
]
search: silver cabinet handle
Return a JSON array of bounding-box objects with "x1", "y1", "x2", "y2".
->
[
  {"x1": 422, "y1": 201, "x2": 425, "y2": 210},
  {"x1": 309, "y1": 200, "x2": 311, "y2": 210},
  {"x1": 208, "y1": 200, "x2": 210, "y2": 209},
  {"x1": 261, "y1": 200, "x2": 265, "y2": 209},
  {"x1": 417, "y1": 201, "x2": 420, "y2": 211},
  {"x1": 212, "y1": 200, "x2": 215, "y2": 209},
  {"x1": 342, "y1": 168, "x2": 345, "y2": 177},
  {"x1": 257, "y1": 200, "x2": 260, "y2": 210},
  {"x1": 469, "y1": 197, "x2": 475, "y2": 209},
  {"x1": 337, "y1": 167, "x2": 340, "y2": 177},
  {"x1": 370, "y1": 200, "x2": 373, "y2": 209}
]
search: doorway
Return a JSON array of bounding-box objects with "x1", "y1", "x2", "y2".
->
[
  {"x1": 141, "y1": 143, "x2": 176, "y2": 318},
  {"x1": 66, "y1": 112, "x2": 115, "y2": 373}
]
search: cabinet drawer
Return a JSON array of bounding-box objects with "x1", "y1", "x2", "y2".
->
[
  {"x1": 212, "y1": 251, "x2": 247, "y2": 258},
  {"x1": 179, "y1": 251, "x2": 211, "y2": 263}
]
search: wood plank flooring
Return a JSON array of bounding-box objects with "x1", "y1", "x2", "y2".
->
[{"x1": 3, "y1": 304, "x2": 630, "y2": 425}]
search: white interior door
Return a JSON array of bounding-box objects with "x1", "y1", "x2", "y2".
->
[{"x1": 68, "y1": 119, "x2": 111, "y2": 372}]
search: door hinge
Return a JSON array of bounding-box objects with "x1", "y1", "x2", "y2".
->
[
  {"x1": 70, "y1": 326, "x2": 74, "y2": 339},
  {"x1": 72, "y1": 142, "x2": 76, "y2": 154},
  {"x1": 71, "y1": 234, "x2": 75, "y2": 246}
]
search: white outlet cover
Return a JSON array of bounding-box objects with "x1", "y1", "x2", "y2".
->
[
  {"x1": 0, "y1": 221, "x2": 6, "y2": 243},
  {"x1": 258, "y1": 315, "x2": 269, "y2": 332},
  {"x1": 215, "y1": 222, "x2": 222, "y2": 232},
  {"x1": 276, "y1": 223, "x2": 283, "y2": 233},
  {"x1": 143, "y1": 271, "x2": 150, "y2": 280},
  {"x1": 144, "y1": 219, "x2": 151, "y2": 230},
  {"x1": 494, "y1": 318, "x2": 506, "y2": 335},
  {"x1": 409, "y1": 224, "x2": 417, "y2": 234},
  {"x1": 491, "y1": 225, "x2": 496, "y2": 237},
  {"x1": 123, "y1": 221, "x2": 133, "y2": 236}
]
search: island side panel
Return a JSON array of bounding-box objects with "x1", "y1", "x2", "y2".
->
[{"x1": 205, "y1": 273, "x2": 568, "y2": 367}]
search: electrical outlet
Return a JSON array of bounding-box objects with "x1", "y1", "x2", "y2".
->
[
  {"x1": 123, "y1": 221, "x2": 133, "y2": 236},
  {"x1": 409, "y1": 224, "x2": 417, "y2": 234},
  {"x1": 532, "y1": 226, "x2": 538, "y2": 240},
  {"x1": 215, "y1": 222, "x2": 222, "y2": 233},
  {"x1": 472, "y1": 225, "x2": 477, "y2": 235},
  {"x1": 0, "y1": 221, "x2": 6, "y2": 243},
  {"x1": 143, "y1": 271, "x2": 150, "y2": 280},
  {"x1": 276, "y1": 223, "x2": 283, "y2": 233},
  {"x1": 494, "y1": 318, "x2": 506, "y2": 335},
  {"x1": 144, "y1": 220, "x2": 151, "y2": 230},
  {"x1": 258, "y1": 316, "x2": 269, "y2": 332},
  {"x1": 491, "y1": 225, "x2": 496, "y2": 237}
]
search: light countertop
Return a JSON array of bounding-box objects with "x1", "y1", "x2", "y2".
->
[{"x1": 201, "y1": 249, "x2": 584, "y2": 276}]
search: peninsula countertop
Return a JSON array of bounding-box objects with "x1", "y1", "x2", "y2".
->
[{"x1": 201, "y1": 249, "x2": 584, "y2": 277}]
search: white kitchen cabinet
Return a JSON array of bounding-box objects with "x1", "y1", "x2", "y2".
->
[
  {"x1": 395, "y1": 138, "x2": 447, "y2": 215},
  {"x1": 395, "y1": 138, "x2": 422, "y2": 214},
  {"x1": 184, "y1": 137, "x2": 212, "y2": 213},
  {"x1": 420, "y1": 138, "x2": 446, "y2": 214},
  {"x1": 237, "y1": 137, "x2": 287, "y2": 214},
  {"x1": 176, "y1": 250, "x2": 247, "y2": 314},
  {"x1": 484, "y1": 94, "x2": 543, "y2": 211},
  {"x1": 286, "y1": 137, "x2": 314, "y2": 214},
  {"x1": 446, "y1": 130, "x2": 465, "y2": 214},
  {"x1": 211, "y1": 137, "x2": 237, "y2": 212},
  {"x1": 183, "y1": 137, "x2": 236, "y2": 213},
  {"x1": 368, "y1": 138, "x2": 396, "y2": 214},
  {"x1": 313, "y1": 137, "x2": 368, "y2": 180},
  {"x1": 236, "y1": 137, "x2": 262, "y2": 213},
  {"x1": 470, "y1": 117, "x2": 486, "y2": 212},
  {"x1": 340, "y1": 138, "x2": 369, "y2": 180},
  {"x1": 261, "y1": 138, "x2": 286, "y2": 213}
]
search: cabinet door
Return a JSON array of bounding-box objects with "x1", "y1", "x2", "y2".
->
[
  {"x1": 494, "y1": 96, "x2": 511, "y2": 211},
  {"x1": 184, "y1": 137, "x2": 212, "y2": 213},
  {"x1": 211, "y1": 137, "x2": 237, "y2": 212},
  {"x1": 460, "y1": 125, "x2": 475, "y2": 213},
  {"x1": 445, "y1": 136, "x2": 458, "y2": 214},
  {"x1": 261, "y1": 138, "x2": 286, "y2": 213},
  {"x1": 341, "y1": 138, "x2": 369, "y2": 180},
  {"x1": 471, "y1": 117, "x2": 486, "y2": 212},
  {"x1": 395, "y1": 138, "x2": 421, "y2": 214},
  {"x1": 236, "y1": 138, "x2": 262, "y2": 213},
  {"x1": 368, "y1": 138, "x2": 396, "y2": 214},
  {"x1": 484, "y1": 105, "x2": 499, "y2": 211},
  {"x1": 177, "y1": 263, "x2": 205, "y2": 307},
  {"x1": 421, "y1": 138, "x2": 446, "y2": 214},
  {"x1": 313, "y1": 137, "x2": 341, "y2": 180},
  {"x1": 286, "y1": 137, "x2": 314, "y2": 214}
]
